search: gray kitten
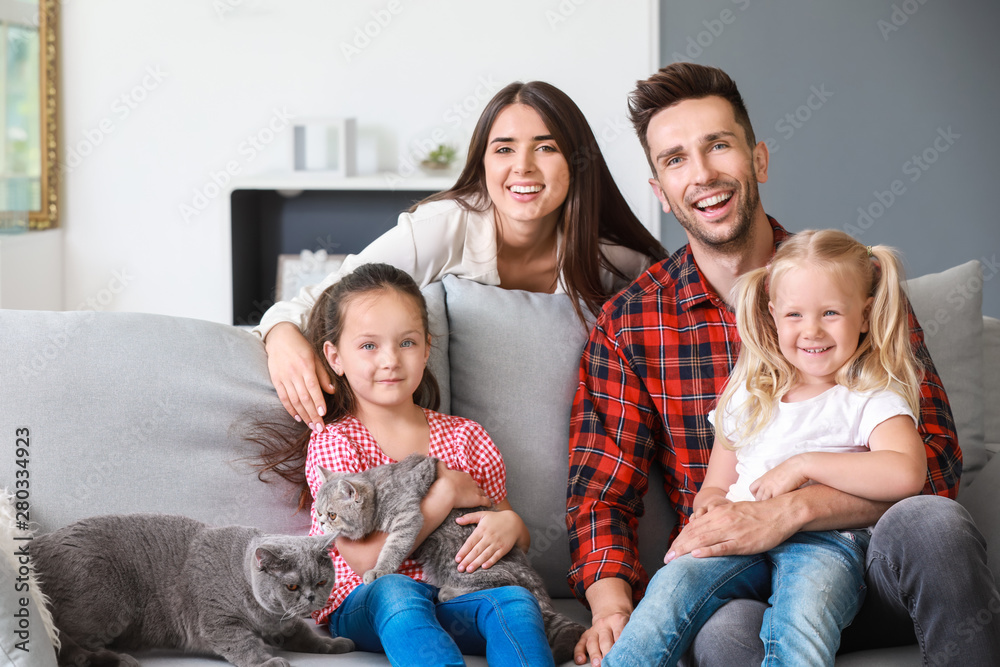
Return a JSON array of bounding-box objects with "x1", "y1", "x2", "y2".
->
[
  {"x1": 32, "y1": 513, "x2": 354, "y2": 667},
  {"x1": 315, "y1": 453, "x2": 585, "y2": 663}
]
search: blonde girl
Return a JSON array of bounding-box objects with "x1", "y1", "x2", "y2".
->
[
  {"x1": 254, "y1": 262, "x2": 555, "y2": 667},
  {"x1": 603, "y1": 230, "x2": 927, "y2": 667}
]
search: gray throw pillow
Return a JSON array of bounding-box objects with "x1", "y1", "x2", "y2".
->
[
  {"x1": 443, "y1": 276, "x2": 673, "y2": 598},
  {"x1": 905, "y1": 260, "x2": 986, "y2": 483}
]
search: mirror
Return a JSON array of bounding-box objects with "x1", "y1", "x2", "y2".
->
[{"x1": 0, "y1": 0, "x2": 56, "y2": 230}]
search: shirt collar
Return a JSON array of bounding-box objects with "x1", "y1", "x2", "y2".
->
[{"x1": 673, "y1": 216, "x2": 790, "y2": 314}]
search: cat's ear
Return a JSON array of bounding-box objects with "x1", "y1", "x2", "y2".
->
[
  {"x1": 316, "y1": 465, "x2": 335, "y2": 484},
  {"x1": 337, "y1": 479, "x2": 361, "y2": 503},
  {"x1": 254, "y1": 546, "x2": 288, "y2": 573},
  {"x1": 315, "y1": 533, "x2": 336, "y2": 552}
]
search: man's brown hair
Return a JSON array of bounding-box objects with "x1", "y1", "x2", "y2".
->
[{"x1": 628, "y1": 62, "x2": 756, "y2": 172}]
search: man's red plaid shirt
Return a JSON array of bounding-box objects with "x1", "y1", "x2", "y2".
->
[{"x1": 566, "y1": 218, "x2": 961, "y2": 604}]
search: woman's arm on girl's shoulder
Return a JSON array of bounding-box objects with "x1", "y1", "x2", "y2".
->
[{"x1": 750, "y1": 415, "x2": 927, "y2": 502}]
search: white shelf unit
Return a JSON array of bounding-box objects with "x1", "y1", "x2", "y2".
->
[{"x1": 231, "y1": 171, "x2": 457, "y2": 194}]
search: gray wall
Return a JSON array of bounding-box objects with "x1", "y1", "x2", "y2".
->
[{"x1": 658, "y1": 0, "x2": 1000, "y2": 317}]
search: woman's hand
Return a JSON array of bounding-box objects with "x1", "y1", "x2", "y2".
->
[
  {"x1": 435, "y1": 463, "x2": 492, "y2": 509},
  {"x1": 454, "y1": 508, "x2": 525, "y2": 573},
  {"x1": 264, "y1": 322, "x2": 333, "y2": 430}
]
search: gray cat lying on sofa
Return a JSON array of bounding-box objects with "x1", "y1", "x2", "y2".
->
[{"x1": 2, "y1": 261, "x2": 998, "y2": 666}]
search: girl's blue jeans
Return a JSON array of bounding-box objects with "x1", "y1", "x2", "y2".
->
[
  {"x1": 327, "y1": 574, "x2": 555, "y2": 667},
  {"x1": 603, "y1": 529, "x2": 870, "y2": 667}
]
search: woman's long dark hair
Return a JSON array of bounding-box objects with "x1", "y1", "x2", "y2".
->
[
  {"x1": 415, "y1": 81, "x2": 667, "y2": 321},
  {"x1": 251, "y1": 263, "x2": 440, "y2": 510}
]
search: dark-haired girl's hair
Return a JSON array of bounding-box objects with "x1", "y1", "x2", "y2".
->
[{"x1": 250, "y1": 263, "x2": 440, "y2": 510}]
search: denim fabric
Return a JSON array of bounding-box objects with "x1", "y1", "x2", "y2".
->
[
  {"x1": 604, "y1": 530, "x2": 868, "y2": 667},
  {"x1": 327, "y1": 574, "x2": 554, "y2": 667},
  {"x1": 687, "y1": 496, "x2": 1000, "y2": 667}
]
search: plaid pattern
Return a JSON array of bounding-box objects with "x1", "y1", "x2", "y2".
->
[
  {"x1": 566, "y1": 218, "x2": 961, "y2": 604},
  {"x1": 306, "y1": 409, "x2": 507, "y2": 623}
]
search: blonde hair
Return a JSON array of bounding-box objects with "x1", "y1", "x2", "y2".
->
[{"x1": 715, "y1": 229, "x2": 922, "y2": 447}]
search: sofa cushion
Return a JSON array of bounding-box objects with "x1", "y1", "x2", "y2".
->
[
  {"x1": 423, "y1": 281, "x2": 451, "y2": 414},
  {"x1": 982, "y1": 316, "x2": 1000, "y2": 456},
  {"x1": 0, "y1": 310, "x2": 306, "y2": 535},
  {"x1": 905, "y1": 260, "x2": 986, "y2": 483},
  {"x1": 443, "y1": 276, "x2": 673, "y2": 598}
]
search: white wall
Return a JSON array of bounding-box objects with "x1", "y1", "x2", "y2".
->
[{"x1": 60, "y1": 0, "x2": 659, "y2": 322}]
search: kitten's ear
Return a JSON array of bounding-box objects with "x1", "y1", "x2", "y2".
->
[
  {"x1": 254, "y1": 546, "x2": 288, "y2": 573},
  {"x1": 316, "y1": 465, "x2": 335, "y2": 484},
  {"x1": 337, "y1": 479, "x2": 361, "y2": 503}
]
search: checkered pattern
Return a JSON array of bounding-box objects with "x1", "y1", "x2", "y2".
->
[
  {"x1": 306, "y1": 408, "x2": 507, "y2": 623},
  {"x1": 566, "y1": 218, "x2": 961, "y2": 603}
]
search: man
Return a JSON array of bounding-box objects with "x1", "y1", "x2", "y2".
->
[{"x1": 566, "y1": 62, "x2": 999, "y2": 666}]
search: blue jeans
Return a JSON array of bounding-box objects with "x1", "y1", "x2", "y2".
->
[
  {"x1": 685, "y1": 496, "x2": 1000, "y2": 667},
  {"x1": 604, "y1": 530, "x2": 869, "y2": 667},
  {"x1": 327, "y1": 574, "x2": 554, "y2": 667}
]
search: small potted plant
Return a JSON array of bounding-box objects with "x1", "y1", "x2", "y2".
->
[{"x1": 421, "y1": 144, "x2": 458, "y2": 173}]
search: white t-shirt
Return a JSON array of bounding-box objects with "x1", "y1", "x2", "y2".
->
[{"x1": 710, "y1": 384, "x2": 916, "y2": 502}]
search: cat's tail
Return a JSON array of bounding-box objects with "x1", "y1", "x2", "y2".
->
[
  {"x1": 537, "y1": 597, "x2": 586, "y2": 664},
  {"x1": 514, "y1": 564, "x2": 586, "y2": 664},
  {"x1": 0, "y1": 487, "x2": 61, "y2": 651}
]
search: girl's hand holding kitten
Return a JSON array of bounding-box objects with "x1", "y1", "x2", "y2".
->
[{"x1": 454, "y1": 507, "x2": 526, "y2": 573}]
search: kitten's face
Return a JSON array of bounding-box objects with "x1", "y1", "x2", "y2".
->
[
  {"x1": 250, "y1": 537, "x2": 336, "y2": 618},
  {"x1": 315, "y1": 469, "x2": 373, "y2": 541}
]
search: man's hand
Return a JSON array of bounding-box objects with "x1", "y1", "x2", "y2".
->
[
  {"x1": 749, "y1": 454, "x2": 809, "y2": 501},
  {"x1": 264, "y1": 322, "x2": 333, "y2": 430},
  {"x1": 575, "y1": 578, "x2": 633, "y2": 666},
  {"x1": 667, "y1": 497, "x2": 800, "y2": 561}
]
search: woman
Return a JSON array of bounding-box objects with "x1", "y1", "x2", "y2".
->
[{"x1": 256, "y1": 80, "x2": 666, "y2": 429}]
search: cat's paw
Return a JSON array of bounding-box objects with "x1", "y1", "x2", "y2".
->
[
  {"x1": 362, "y1": 568, "x2": 392, "y2": 585},
  {"x1": 317, "y1": 636, "x2": 355, "y2": 654}
]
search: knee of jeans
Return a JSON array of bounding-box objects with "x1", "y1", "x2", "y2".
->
[
  {"x1": 486, "y1": 585, "x2": 539, "y2": 609},
  {"x1": 367, "y1": 575, "x2": 433, "y2": 611},
  {"x1": 872, "y1": 495, "x2": 985, "y2": 557}
]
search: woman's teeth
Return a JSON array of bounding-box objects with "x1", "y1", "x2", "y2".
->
[{"x1": 510, "y1": 185, "x2": 542, "y2": 194}]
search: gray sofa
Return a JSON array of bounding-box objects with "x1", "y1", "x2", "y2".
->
[{"x1": 2, "y1": 260, "x2": 998, "y2": 667}]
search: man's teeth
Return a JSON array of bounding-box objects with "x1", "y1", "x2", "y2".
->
[
  {"x1": 695, "y1": 192, "x2": 733, "y2": 209},
  {"x1": 510, "y1": 185, "x2": 542, "y2": 194}
]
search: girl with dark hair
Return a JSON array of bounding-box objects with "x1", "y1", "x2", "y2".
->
[
  {"x1": 253, "y1": 262, "x2": 556, "y2": 667},
  {"x1": 255, "y1": 81, "x2": 666, "y2": 430}
]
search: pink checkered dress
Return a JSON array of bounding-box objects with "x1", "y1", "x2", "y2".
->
[{"x1": 305, "y1": 408, "x2": 507, "y2": 625}]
